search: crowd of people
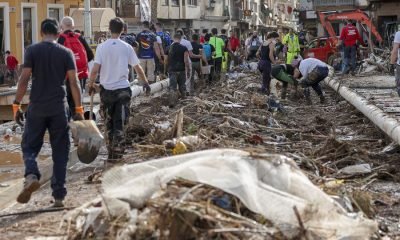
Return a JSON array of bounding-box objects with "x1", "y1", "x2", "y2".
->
[{"x1": 10, "y1": 16, "x2": 334, "y2": 207}]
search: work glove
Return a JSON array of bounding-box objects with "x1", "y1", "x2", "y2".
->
[
  {"x1": 143, "y1": 83, "x2": 151, "y2": 94},
  {"x1": 73, "y1": 106, "x2": 84, "y2": 121},
  {"x1": 12, "y1": 103, "x2": 24, "y2": 127}
]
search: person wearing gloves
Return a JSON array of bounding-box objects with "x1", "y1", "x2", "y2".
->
[
  {"x1": 256, "y1": 31, "x2": 279, "y2": 95},
  {"x1": 271, "y1": 63, "x2": 300, "y2": 99},
  {"x1": 292, "y1": 57, "x2": 327, "y2": 105},
  {"x1": 88, "y1": 18, "x2": 150, "y2": 161},
  {"x1": 13, "y1": 18, "x2": 83, "y2": 207}
]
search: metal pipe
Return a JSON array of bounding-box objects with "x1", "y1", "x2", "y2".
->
[
  {"x1": 325, "y1": 76, "x2": 400, "y2": 144},
  {"x1": 84, "y1": 79, "x2": 170, "y2": 119}
]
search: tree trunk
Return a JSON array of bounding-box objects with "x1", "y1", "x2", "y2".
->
[{"x1": 151, "y1": 0, "x2": 158, "y2": 23}]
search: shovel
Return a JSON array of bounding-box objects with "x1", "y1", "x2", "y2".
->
[{"x1": 70, "y1": 94, "x2": 104, "y2": 164}]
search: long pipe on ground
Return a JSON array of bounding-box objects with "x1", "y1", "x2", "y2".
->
[
  {"x1": 84, "y1": 79, "x2": 170, "y2": 119},
  {"x1": 324, "y1": 76, "x2": 400, "y2": 144}
]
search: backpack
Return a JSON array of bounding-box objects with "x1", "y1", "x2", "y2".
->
[
  {"x1": 158, "y1": 32, "x2": 172, "y2": 54},
  {"x1": 203, "y1": 43, "x2": 212, "y2": 60},
  {"x1": 120, "y1": 33, "x2": 137, "y2": 48},
  {"x1": 60, "y1": 32, "x2": 88, "y2": 79},
  {"x1": 137, "y1": 31, "x2": 156, "y2": 58},
  {"x1": 219, "y1": 35, "x2": 229, "y2": 52}
]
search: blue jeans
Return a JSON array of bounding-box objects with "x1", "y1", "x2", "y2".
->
[
  {"x1": 343, "y1": 45, "x2": 356, "y2": 74},
  {"x1": 21, "y1": 103, "x2": 70, "y2": 200}
]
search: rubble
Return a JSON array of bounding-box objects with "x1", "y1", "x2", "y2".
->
[
  {"x1": 63, "y1": 149, "x2": 377, "y2": 239},
  {"x1": 4, "y1": 64, "x2": 400, "y2": 238},
  {"x1": 359, "y1": 49, "x2": 392, "y2": 75},
  {"x1": 55, "y1": 66, "x2": 400, "y2": 239}
]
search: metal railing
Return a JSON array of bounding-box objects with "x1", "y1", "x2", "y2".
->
[{"x1": 313, "y1": 0, "x2": 355, "y2": 7}]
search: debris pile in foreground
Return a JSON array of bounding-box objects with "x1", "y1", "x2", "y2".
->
[{"x1": 63, "y1": 149, "x2": 377, "y2": 239}]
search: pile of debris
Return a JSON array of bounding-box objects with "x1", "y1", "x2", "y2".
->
[
  {"x1": 63, "y1": 149, "x2": 377, "y2": 239},
  {"x1": 61, "y1": 67, "x2": 400, "y2": 238},
  {"x1": 359, "y1": 49, "x2": 392, "y2": 75}
]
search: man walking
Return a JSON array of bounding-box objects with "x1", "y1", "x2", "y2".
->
[
  {"x1": 155, "y1": 22, "x2": 171, "y2": 80},
  {"x1": 391, "y1": 30, "x2": 400, "y2": 96},
  {"x1": 168, "y1": 33, "x2": 190, "y2": 99},
  {"x1": 282, "y1": 29, "x2": 300, "y2": 64},
  {"x1": 13, "y1": 18, "x2": 83, "y2": 207},
  {"x1": 136, "y1": 21, "x2": 163, "y2": 83},
  {"x1": 58, "y1": 16, "x2": 94, "y2": 116},
  {"x1": 209, "y1": 28, "x2": 225, "y2": 81},
  {"x1": 229, "y1": 31, "x2": 240, "y2": 66},
  {"x1": 190, "y1": 34, "x2": 207, "y2": 92},
  {"x1": 88, "y1": 18, "x2": 150, "y2": 161},
  {"x1": 176, "y1": 29, "x2": 202, "y2": 95},
  {"x1": 5, "y1": 50, "x2": 19, "y2": 85},
  {"x1": 339, "y1": 20, "x2": 364, "y2": 75}
]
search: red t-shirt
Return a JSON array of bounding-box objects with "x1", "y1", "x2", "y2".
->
[
  {"x1": 200, "y1": 35, "x2": 205, "y2": 44},
  {"x1": 229, "y1": 37, "x2": 240, "y2": 52},
  {"x1": 6, "y1": 55, "x2": 18, "y2": 70},
  {"x1": 340, "y1": 24, "x2": 363, "y2": 47}
]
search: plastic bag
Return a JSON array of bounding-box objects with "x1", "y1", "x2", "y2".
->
[{"x1": 101, "y1": 149, "x2": 377, "y2": 239}]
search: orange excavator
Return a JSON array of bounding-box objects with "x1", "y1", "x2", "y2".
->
[
  {"x1": 304, "y1": 10, "x2": 383, "y2": 65},
  {"x1": 318, "y1": 9, "x2": 383, "y2": 45}
]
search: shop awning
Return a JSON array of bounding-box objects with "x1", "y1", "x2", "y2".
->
[{"x1": 69, "y1": 8, "x2": 116, "y2": 32}]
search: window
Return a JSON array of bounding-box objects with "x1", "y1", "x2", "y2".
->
[
  {"x1": 47, "y1": 4, "x2": 64, "y2": 22},
  {"x1": 308, "y1": 39, "x2": 318, "y2": 49},
  {"x1": 23, "y1": 8, "x2": 32, "y2": 49},
  {"x1": 188, "y1": 0, "x2": 197, "y2": 6},
  {"x1": 48, "y1": 8, "x2": 60, "y2": 21},
  {"x1": 162, "y1": 0, "x2": 169, "y2": 5},
  {"x1": 171, "y1": 0, "x2": 179, "y2": 6}
]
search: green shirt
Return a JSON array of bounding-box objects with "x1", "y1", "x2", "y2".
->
[{"x1": 209, "y1": 36, "x2": 225, "y2": 58}]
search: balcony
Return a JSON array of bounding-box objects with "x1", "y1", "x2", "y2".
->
[{"x1": 313, "y1": 0, "x2": 355, "y2": 7}]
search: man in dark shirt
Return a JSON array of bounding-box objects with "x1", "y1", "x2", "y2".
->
[
  {"x1": 190, "y1": 34, "x2": 206, "y2": 92},
  {"x1": 168, "y1": 33, "x2": 190, "y2": 99},
  {"x1": 13, "y1": 18, "x2": 83, "y2": 207},
  {"x1": 58, "y1": 16, "x2": 93, "y2": 117}
]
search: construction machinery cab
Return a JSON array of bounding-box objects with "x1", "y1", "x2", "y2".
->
[{"x1": 383, "y1": 21, "x2": 400, "y2": 48}]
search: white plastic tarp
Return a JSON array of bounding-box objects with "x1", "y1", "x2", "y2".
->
[{"x1": 101, "y1": 149, "x2": 377, "y2": 239}]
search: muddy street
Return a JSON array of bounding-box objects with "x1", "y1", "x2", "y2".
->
[{"x1": 1, "y1": 70, "x2": 400, "y2": 239}]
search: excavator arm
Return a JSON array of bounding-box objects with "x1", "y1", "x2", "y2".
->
[{"x1": 318, "y1": 10, "x2": 383, "y2": 44}]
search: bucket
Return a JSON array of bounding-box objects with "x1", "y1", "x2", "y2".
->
[{"x1": 201, "y1": 65, "x2": 211, "y2": 75}]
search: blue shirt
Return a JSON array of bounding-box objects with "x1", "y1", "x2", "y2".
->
[{"x1": 137, "y1": 30, "x2": 157, "y2": 59}]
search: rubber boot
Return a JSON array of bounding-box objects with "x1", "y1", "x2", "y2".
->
[
  {"x1": 319, "y1": 95, "x2": 326, "y2": 104},
  {"x1": 281, "y1": 86, "x2": 288, "y2": 99}
]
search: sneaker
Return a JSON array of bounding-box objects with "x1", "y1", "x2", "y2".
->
[
  {"x1": 17, "y1": 174, "x2": 40, "y2": 204},
  {"x1": 53, "y1": 199, "x2": 64, "y2": 208}
]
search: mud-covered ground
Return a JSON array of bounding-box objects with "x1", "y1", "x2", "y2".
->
[{"x1": 1, "y1": 72, "x2": 400, "y2": 239}]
